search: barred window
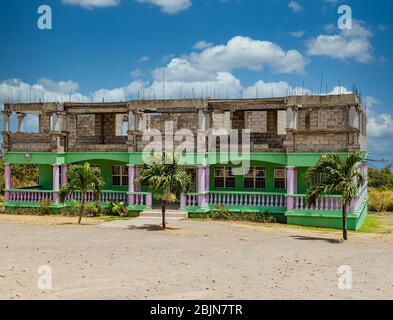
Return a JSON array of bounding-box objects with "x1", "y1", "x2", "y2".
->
[
  {"x1": 112, "y1": 165, "x2": 128, "y2": 186},
  {"x1": 244, "y1": 167, "x2": 265, "y2": 189},
  {"x1": 274, "y1": 167, "x2": 286, "y2": 189},
  {"x1": 214, "y1": 167, "x2": 235, "y2": 188}
]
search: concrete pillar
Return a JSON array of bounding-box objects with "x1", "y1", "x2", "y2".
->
[
  {"x1": 2, "y1": 112, "x2": 10, "y2": 132},
  {"x1": 127, "y1": 164, "x2": 136, "y2": 205},
  {"x1": 4, "y1": 163, "x2": 11, "y2": 201},
  {"x1": 52, "y1": 164, "x2": 60, "y2": 203},
  {"x1": 128, "y1": 111, "x2": 136, "y2": 131},
  {"x1": 197, "y1": 166, "x2": 208, "y2": 207},
  {"x1": 54, "y1": 113, "x2": 64, "y2": 132},
  {"x1": 16, "y1": 113, "x2": 26, "y2": 133},
  {"x1": 198, "y1": 109, "x2": 206, "y2": 131},
  {"x1": 286, "y1": 166, "x2": 296, "y2": 210},
  {"x1": 61, "y1": 164, "x2": 68, "y2": 185}
]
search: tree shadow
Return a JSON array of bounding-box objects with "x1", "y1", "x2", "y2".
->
[
  {"x1": 290, "y1": 235, "x2": 343, "y2": 244},
  {"x1": 126, "y1": 224, "x2": 181, "y2": 232}
]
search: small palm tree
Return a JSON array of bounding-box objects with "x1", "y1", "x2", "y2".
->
[
  {"x1": 305, "y1": 152, "x2": 367, "y2": 240},
  {"x1": 59, "y1": 163, "x2": 104, "y2": 225},
  {"x1": 135, "y1": 154, "x2": 191, "y2": 230}
]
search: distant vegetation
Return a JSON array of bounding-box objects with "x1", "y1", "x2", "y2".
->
[
  {"x1": 0, "y1": 160, "x2": 39, "y2": 193},
  {"x1": 368, "y1": 165, "x2": 393, "y2": 190},
  {"x1": 368, "y1": 165, "x2": 393, "y2": 213}
]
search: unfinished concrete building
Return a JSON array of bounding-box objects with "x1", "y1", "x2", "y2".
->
[{"x1": 2, "y1": 94, "x2": 368, "y2": 230}]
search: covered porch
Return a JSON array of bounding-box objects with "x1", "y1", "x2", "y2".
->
[{"x1": 3, "y1": 162, "x2": 153, "y2": 210}]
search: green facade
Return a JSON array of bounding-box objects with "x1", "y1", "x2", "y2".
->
[{"x1": 4, "y1": 151, "x2": 368, "y2": 231}]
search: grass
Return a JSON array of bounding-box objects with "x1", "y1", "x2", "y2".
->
[
  {"x1": 359, "y1": 213, "x2": 393, "y2": 234},
  {"x1": 95, "y1": 216, "x2": 132, "y2": 222}
]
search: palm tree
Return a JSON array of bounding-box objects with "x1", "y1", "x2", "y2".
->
[
  {"x1": 59, "y1": 163, "x2": 104, "y2": 225},
  {"x1": 135, "y1": 155, "x2": 191, "y2": 230},
  {"x1": 305, "y1": 152, "x2": 367, "y2": 240}
]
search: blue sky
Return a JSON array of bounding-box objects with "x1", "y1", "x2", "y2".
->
[{"x1": 1, "y1": 0, "x2": 393, "y2": 163}]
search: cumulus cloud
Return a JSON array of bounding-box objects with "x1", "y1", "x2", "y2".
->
[
  {"x1": 288, "y1": 1, "x2": 303, "y2": 13},
  {"x1": 62, "y1": 0, "x2": 120, "y2": 9},
  {"x1": 153, "y1": 36, "x2": 307, "y2": 83},
  {"x1": 193, "y1": 41, "x2": 213, "y2": 50},
  {"x1": 307, "y1": 20, "x2": 374, "y2": 63},
  {"x1": 135, "y1": 0, "x2": 192, "y2": 14},
  {"x1": 289, "y1": 31, "x2": 305, "y2": 39},
  {"x1": 0, "y1": 78, "x2": 87, "y2": 103}
]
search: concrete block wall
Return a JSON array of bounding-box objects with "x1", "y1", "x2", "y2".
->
[{"x1": 3, "y1": 95, "x2": 366, "y2": 153}]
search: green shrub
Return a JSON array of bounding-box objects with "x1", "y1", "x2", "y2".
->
[
  {"x1": 39, "y1": 199, "x2": 53, "y2": 215},
  {"x1": 368, "y1": 188, "x2": 393, "y2": 213},
  {"x1": 209, "y1": 205, "x2": 277, "y2": 223},
  {"x1": 101, "y1": 201, "x2": 129, "y2": 217},
  {"x1": 85, "y1": 202, "x2": 102, "y2": 217}
]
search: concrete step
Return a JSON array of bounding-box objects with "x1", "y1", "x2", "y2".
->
[{"x1": 140, "y1": 209, "x2": 188, "y2": 218}]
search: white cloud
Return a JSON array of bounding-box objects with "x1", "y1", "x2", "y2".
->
[
  {"x1": 288, "y1": 1, "x2": 303, "y2": 13},
  {"x1": 307, "y1": 20, "x2": 374, "y2": 63},
  {"x1": 193, "y1": 40, "x2": 213, "y2": 50},
  {"x1": 367, "y1": 113, "x2": 393, "y2": 154},
  {"x1": 154, "y1": 36, "x2": 307, "y2": 83},
  {"x1": 0, "y1": 78, "x2": 87, "y2": 103},
  {"x1": 62, "y1": 0, "x2": 120, "y2": 9},
  {"x1": 138, "y1": 56, "x2": 150, "y2": 63},
  {"x1": 36, "y1": 78, "x2": 79, "y2": 94},
  {"x1": 135, "y1": 0, "x2": 192, "y2": 14},
  {"x1": 378, "y1": 24, "x2": 390, "y2": 32},
  {"x1": 129, "y1": 69, "x2": 145, "y2": 78},
  {"x1": 289, "y1": 31, "x2": 305, "y2": 39}
]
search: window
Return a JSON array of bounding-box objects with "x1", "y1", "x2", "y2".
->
[
  {"x1": 274, "y1": 167, "x2": 286, "y2": 189},
  {"x1": 244, "y1": 167, "x2": 265, "y2": 189},
  {"x1": 214, "y1": 167, "x2": 235, "y2": 188},
  {"x1": 112, "y1": 165, "x2": 128, "y2": 186},
  {"x1": 185, "y1": 168, "x2": 197, "y2": 192}
]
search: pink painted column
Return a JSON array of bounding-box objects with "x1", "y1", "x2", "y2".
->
[
  {"x1": 61, "y1": 164, "x2": 68, "y2": 185},
  {"x1": 180, "y1": 194, "x2": 187, "y2": 207},
  {"x1": 146, "y1": 193, "x2": 152, "y2": 207},
  {"x1": 134, "y1": 166, "x2": 141, "y2": 192},
  {"x1": 127, "y1": 164, "x2": 136, "y2": 205},
  {"x1": 52, "y1": 164, "x2": 60, "y2": 203},
  {"x1": 286, "y1": 166, "x2": 296, "y2": 210},
  {"x1": 4, "y1": 163, "x2": 11, "y2": 202},
  {"x1": 197, "y1": 166, "x2": 208, "y2": 207}
]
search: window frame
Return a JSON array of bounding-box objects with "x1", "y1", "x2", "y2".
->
[
  {"x1": 244, "y1": 167, "x2": 266, "y2": 189},
  {"x1": 214, "y1": 166, "x2": 236, "y2": 189},
  {"x1": 274, "y1": 167, "x2": 286, "y2": 189},
  {"x1": 112, "y1": 165, "x2": 129, "y2": 186}
]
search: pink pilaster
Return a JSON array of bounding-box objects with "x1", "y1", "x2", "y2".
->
[
  {"x1": 52, "y1": 164, "x2": 60, "y2": 203},
  {"x1": 197, "y1": 166, "x2": 208, "y2": 207},
  {"x1": 127, "y1": 164, "x2": 136, "y2": 205},
  {"x1": 4, "y1": 163, "x2": 11, "y2": 202},
  {"x1": 286, "y1": 166, "x2": 296, "y2": 210},
  {"x1": 61, "y1": 164, "x2": 68, "y2": 185}
]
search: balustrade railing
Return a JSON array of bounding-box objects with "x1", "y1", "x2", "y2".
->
[{"x1": 5, "y1": 189, "x2": 152, "y2": 207}]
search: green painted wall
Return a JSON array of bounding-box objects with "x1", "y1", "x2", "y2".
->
[
  {"x1": 74, "y1": 159, "x2": 128, "y2": 192},
  {"x1": 6, "y1": 151, "x2": 350, "y2": 167},
  {"x1": 296, "y1": 167, "x2": 309, "y2": 194},
  {"x1": 209, "y1": 161, "x2": 287, "y2": 194},
  {"x1": 38, "y1": 165, "x2": 52, "y2": 190}
]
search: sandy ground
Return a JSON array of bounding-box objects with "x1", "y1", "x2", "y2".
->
[{"x1": 0, "y1": 215, "x2": 392, "y2": 300}]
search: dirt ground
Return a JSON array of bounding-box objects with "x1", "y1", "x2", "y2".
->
[{"x1": 0, "y1": 215, "x2": 392, "y2": 300}]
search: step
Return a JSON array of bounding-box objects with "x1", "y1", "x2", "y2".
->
[{"x1": 140, "y1": 209, "x2": 188, "y2": 218}]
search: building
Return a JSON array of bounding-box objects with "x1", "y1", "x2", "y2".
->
[{"x1": 1, "y1": 94, "x2": 368, "y2": 230}]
